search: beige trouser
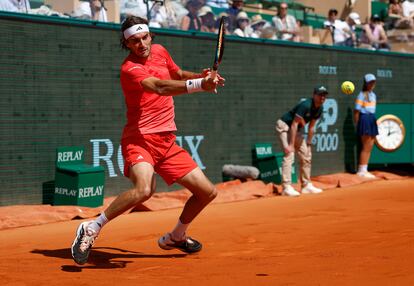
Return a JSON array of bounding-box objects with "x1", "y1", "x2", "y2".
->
[{"x1": 275, "y1": 119, "x2": 312, "y2": 188}]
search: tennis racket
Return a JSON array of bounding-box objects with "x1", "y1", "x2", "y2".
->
[{"x1": 211, "y1": 16, "x2": 225, "y2": 80}]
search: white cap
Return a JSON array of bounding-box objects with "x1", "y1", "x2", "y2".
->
[
  {"x1": 236, "y1": 11, "x2": 249, "y2": 21},
  {"x1": 349, "y1": 12, "x2": 361, "y2": 25},
  {"x1": 198, "y1": 5, "x2": 213, "y2": 17},
  {"x1": 364, "y1": 73, "x2": 376, "y2": 82},
  {"x1": 251, "y1": 14, "x2": 266, "y2": 26}
]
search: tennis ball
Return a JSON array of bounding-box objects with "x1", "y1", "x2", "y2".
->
[{"x1": 341, "y1": 81, "x2": 355, "y2": 95}]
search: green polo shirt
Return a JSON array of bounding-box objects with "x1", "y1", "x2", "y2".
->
[{"x1": 281, "y1": 98, "x2": 323, "y2": 127}]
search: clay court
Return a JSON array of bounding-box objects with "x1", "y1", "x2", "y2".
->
[{"x1": 1, "y1": 178, "x2": 414, "y2": 286}]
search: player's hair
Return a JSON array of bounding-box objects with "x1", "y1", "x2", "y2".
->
[{"x1": 120, "y1": 16, "x2": 156, "y2": 50}]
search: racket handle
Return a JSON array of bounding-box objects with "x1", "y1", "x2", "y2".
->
[{"x1": 211, "y1": 70, "x2": 217, "y2": 80}]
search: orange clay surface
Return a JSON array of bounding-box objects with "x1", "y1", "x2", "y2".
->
[{"x1": 1, "y1": 178, "x2": 414, "y2": 286}]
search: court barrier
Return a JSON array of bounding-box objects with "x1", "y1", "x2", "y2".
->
[{"x1": 0, "y1": 171, "x2": 411, "y2": 230}]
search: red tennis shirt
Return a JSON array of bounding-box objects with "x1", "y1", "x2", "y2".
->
[{"x1": 120, "y1": 44, "x2": 181, "y2": 139}]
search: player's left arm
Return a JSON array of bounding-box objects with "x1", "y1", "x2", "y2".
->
[
  {"x1": 141, "y1": 76, "x2": 218, "y2": 96},
  {"x1": 174, "y1": 69, "x2": 225, "y2": 85}
]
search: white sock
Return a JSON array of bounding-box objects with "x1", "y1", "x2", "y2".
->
[
  {"x1": 358, "y1": 165, "x2": 368, "y2": 173},
  {"x1": 89, "y1": 212, "x2": 109, "y2": 232},
  {"x1": 171, "y1": 220, "x2": 189, "y2": 241}
]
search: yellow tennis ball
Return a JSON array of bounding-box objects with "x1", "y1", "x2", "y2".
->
[{"x1": 341, "y1": 81, "x2": 355, "y2": 95}]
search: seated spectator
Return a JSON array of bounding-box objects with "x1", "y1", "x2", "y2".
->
[
  {"x1": 207, "y1": 0, "x2": 229, "y2": 9},
  {"x1": 216, "y1": 12, "x2": 231, "y2": 34},
  {"x1": 232, "y1": 11, "x2": 252, "y2": 37},
  {"x1": 360, "y1": 14, "x2": 391, "y2": 51},
  {"x1": 0, "y1": 0, "x2": 30, "y2": 13},
  {"x1": 181, "y1": 0, "x2": 203, "y2": 31},
  {"x1": 323, "y1": 8, "x2": 339, "y2": 32},
  {"x1": 402, "y1": 0, "x2": 414, "y2": 18},
  {"x1": 120, "y1": 0, "x2": 147, "y2": 20},
  {"x1": 72, "y1": 0, "x2": 108, "y2": 22},
  {"x1": 324, "y1": 9, "x2": 357, "y2": 47},
  {"x1": 199, "y1": 6, "x2": 217, "y2": 33},
  {"x1": 150, "y1": 0, "x2": 181, "y2": 29},
  {"x1": 226, "y1": 0, "x2": 244, "y2": 32},
  {"x1": 388, "y1": 0, "x2": 413, "y2": 29},
  {"x1": 272, "y1": 2, "x2": 300, "y2": 42},
  {"x1": 250, "y1": 14, "x2": 268, "y2": 38},
  {"x1": 120, "y1": 0, "x2": 185, "y2": 28}
]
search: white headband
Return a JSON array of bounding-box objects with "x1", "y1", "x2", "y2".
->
[{"x1": 123, "y1": 24, "x2": 150, "y2": 40}]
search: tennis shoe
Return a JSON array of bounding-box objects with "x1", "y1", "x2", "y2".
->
[
  {"x1": 158, "y1": 232, "x2": 202, "y2": 253},
  {"x1": 282, "y1": 185, "x2": 301, "y2": 197},
  {"x1": 302, "y1": 183, "x2": 323, "y2": 194},
  {"x1": 71, "y1": 221, "x2": 99, "y2": 265},
  {"x1": 357, "y1": 171, "x2": 376, "y2": 179}
]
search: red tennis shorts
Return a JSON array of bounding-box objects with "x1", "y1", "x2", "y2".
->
[{"x1": 121, "y1": 132, "x2": 198, "y2": 185}]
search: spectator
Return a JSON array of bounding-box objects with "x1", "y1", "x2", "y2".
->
[
  {"x1": 360, "y1": 14, "x2": 391, "y2": 51},
  {"x1": 181, "y1": 0, "x2": 203, "y2": 31},
  {"x1": 226, "y1": 0, "x2": 244, "y2": 32},
  {"x1": 207, "y1": 0, "x2": 229, "y2": 9},
  {"x1": 354, "y1": 74, "x2": 378, "y2": 179},
  {"x1": 199, "y1": 6, "x2": 217, "y2": 33},
  {"x1": 324, "y1": 9, "x2": 342, "y2": 43},
  {"x1": 216, "y1": 12, "x2": 231, "y2": 35},
  {"x1": 0, "y1": 0, "x2": 30, "y2": 13},
  {"x1": 150, "y1": 0, "x2": 181, "y2": 29},
  {"x1": 120, "y1": 0, "x2": 147, "y2": 20},
  {"x1": 389, "y1": 0, "x2": 414, "y2": 28},
  {"x1": 324, "y1": 9, "x2": 357, "y2": 47},
  {"x1": 120, "y1": 0, "x2": 185, "y2": 28},
  {"x1": 323, "y1": 8, "x2": 338, "y2": 28},
  {"x1": 250, "y1": 14, "x2": 267, "y2": 38},
  {"x1": 275, "y1": 85, "x2": 327, "y2": 196},
  {"x1": 232, "y1": 11, "x2": 252, "y2": 37},
  {"x1": 272, "y1": 2, "x2": 300, "y2": 42},
  {"x1": 72, "y1": 0, "x2": 108, "y2": 22},
  {"x1": 402, "y1": 0, "x2": 414, "y2": 18}
]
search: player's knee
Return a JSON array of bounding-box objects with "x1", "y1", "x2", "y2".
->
[
  {"x1": 209, "y1": 187, "x2": 218, "y2": 201},
  {"x1": 194, "y1": 186, "x2": 217, "y2": 205},
  {"x1": 203, "y1": 187, "x2": 217, "y2": 204},
  {"x1": 130, "y1": 186, "x2": 152, "y2": 203}
]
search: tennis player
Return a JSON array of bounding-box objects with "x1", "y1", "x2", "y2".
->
[
  {"x1": 71, "y1": 16, "x2": 225, "y2": 265},
  {"x1": 275, "y1": 86, "x2": 327, "y2": 196}
]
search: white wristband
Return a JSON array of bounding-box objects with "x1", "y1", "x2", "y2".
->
[{"x1": 186, "y1": 78, "x2": 204, "y2": 93}]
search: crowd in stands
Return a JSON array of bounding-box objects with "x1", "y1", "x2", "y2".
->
[
  {"x1": 388, "y1": 0, "x2": 414, "y2": 28},
  {"x1": 0, "y1": 0, "x2": 31, "y2": 13},
  {"x1": 2, "y1": 0, "x2": 414, "y2": 52}
]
